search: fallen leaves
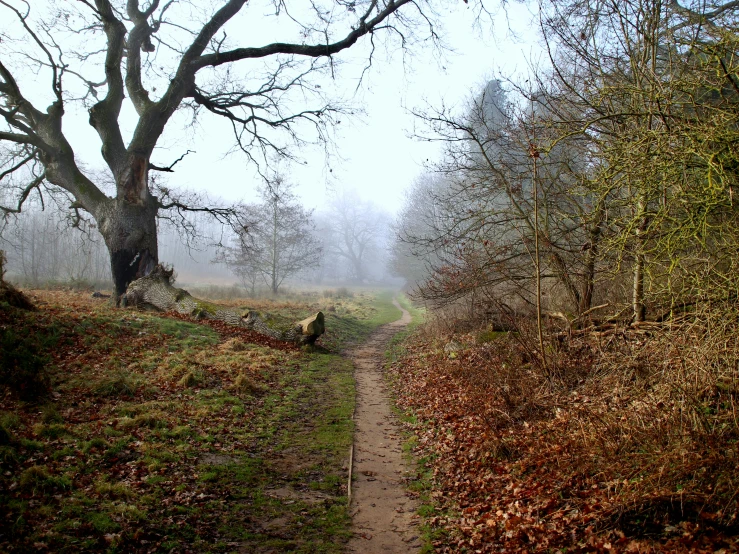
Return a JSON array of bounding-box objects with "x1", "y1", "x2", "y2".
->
[{"x1": 388, "y1": 329, "x2": 739, "y2": 553}]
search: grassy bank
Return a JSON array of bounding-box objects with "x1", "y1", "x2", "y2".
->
[{"x1": 0, "y1": 287, "x2": 399, "y2": 553}]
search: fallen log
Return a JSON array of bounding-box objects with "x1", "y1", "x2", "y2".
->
[{"x1": 121, "y1": 265, "x2": 324, "y2": 345}]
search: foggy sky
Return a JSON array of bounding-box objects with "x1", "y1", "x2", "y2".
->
[{"x1": 1, "y1": 1, "x2": 540, "y2": 215}]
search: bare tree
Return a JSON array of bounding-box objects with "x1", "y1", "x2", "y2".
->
[
  {"x1": 1, "y1": 198, "x2": 112, "y2": 286},
  {"x1": 321, "y1": 186, "x2": 389, "y2": 283},
  {"x1": 222, "y1": 176, "x2": 321, "y2": 295},
  {"x1": 390, "y1": 173, "x2": 446, "y2": 288},
  {"x1": 406, "y1": 80, "x2": 604, "y2": 320},
  {"x1": 0, "y1": 0, "x2": 440, "y2": 300}
]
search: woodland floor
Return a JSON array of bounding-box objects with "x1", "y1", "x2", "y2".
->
[
  {"x1": 0, "y1": 287, "x2": 402, "y2": 553},
  {"x1": 385, "y1": 308, "x2": 739, "y2": 554}
]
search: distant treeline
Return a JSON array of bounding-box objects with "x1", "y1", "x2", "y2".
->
[{"x1": 1, "y1": 186, "x2": 399, "y2": 291}]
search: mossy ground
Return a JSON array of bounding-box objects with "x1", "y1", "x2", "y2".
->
[{"x1": 0, "y1": 287, "x2": 401, "y2": 553}]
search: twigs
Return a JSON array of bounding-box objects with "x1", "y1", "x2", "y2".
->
[{"x1": 148, "y1": 149, "x2": 195, "y2": 172}]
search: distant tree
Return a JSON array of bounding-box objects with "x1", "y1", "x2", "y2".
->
[
  {"x1": 223, "y1": 177, "x2": 321, "y2": 295},
  {"x1": 1, "y1": 202, "x2": 111, "y2": 286},
  {"x1": 391, "y1": 173, "x2": 446, "y2": 288},
  {"x1": 219, "y1": 204, "x2": 264, "y2": 295},
  {"x1": 322, "y1": 187, "x2": 389, "y2": 283},
  {"x1": 406, "y1": 80, "x2": 603, "y2": 319}
]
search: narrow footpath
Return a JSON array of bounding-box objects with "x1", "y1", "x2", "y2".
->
[{"x1": 347, "y1": 299, "x2": 420, "y2": 553}]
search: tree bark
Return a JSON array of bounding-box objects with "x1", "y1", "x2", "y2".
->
[
  {"x1": 96, "y1": 195, "x2": 159, "y2": 299},
  {"x1": 578, "y1": 202, "x2": 604, "y2": 316},
  {"x1": 633, "y1": 196, "x2": 648, "y2": 323}
]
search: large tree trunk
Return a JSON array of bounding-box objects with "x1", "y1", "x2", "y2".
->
[
  {"x1": 97, "y1": 194, "x2": 159, "y2": 300},
  {"x1": 122, "y1": 265, "x2": 325, "y2": 345}
]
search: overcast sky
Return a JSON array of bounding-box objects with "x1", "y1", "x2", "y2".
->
[
  {"x1": 2, "y1": 0, "x2": 543, "y2": 217},
  {"x1": 202, "y1": 3, "x2": 542, "y2": 214}
]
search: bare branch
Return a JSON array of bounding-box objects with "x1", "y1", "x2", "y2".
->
[
  {"x1": 0, "y1": 171, "x2": 46, "y2": 216},
  {"x1": 125, "y1": 0, "x2": 158, "y2": 114},
  {"x1": 88, "y1": 0, "x2": 127, "y2": 174},
  {"x1": 0, "y1": 148, "x2": 36, "y2": 181},
  {"x1": 192, "y1": 0, "x2": 414, "y2": 70},
  {"x1": 0, "y1": 0, "x2": 62, "y2": 102},
  {"x1": 149, "y1": 149, "x2": 195, "y2": 172}
]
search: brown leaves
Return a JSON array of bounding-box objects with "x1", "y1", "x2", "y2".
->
[{"x1": 388, "y1": 330, "x2": 739, "y2": 553}]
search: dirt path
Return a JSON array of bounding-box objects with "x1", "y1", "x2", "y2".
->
[{"x1": 347, "y1": 299, "x2": 420, "y2": 553}]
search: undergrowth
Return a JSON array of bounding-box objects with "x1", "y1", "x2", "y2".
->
[{"x1": 390, "y1": 302, "x2": 739, "y2": 552}]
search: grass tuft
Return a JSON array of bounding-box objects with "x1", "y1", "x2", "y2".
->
[
  {"x1": 93, "y1": 371, "x2": 138, "y2": 397},
  {"x1": 178, "y1": 370, "x2": 202, "y2": 388},
  {"x1": 19, "y1": 465, "x2": 71, "y2": 492},
  {"x1": 233, "y1": 372, "x2": 264, "y2": 395},
  {"x1": 33, "y1": 423, "x2": 69, "y2": 439}
]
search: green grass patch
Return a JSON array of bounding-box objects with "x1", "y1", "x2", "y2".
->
[
  {"x1": 93, "y1": 370, "x2": 139, "y2": 397},
  {"x1": 386, "y1": 293, "x2": 425, "y2": 364},
  {"x1": 0, "y1": 287, "x2": 403, "y2": 552}
]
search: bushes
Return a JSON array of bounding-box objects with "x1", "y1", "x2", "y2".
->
[
  {"x1": 0, "y1": 325, "x2": 50, "y2": 401},
  {"x1": 393, "y1": 299, "x2": 739, "y2": 550}
]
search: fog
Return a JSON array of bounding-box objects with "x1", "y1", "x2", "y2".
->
[{"x1": 0, "y1": 186, "x2": 401, "y2": 293}]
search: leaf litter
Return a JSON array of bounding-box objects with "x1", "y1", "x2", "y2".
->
[{"x1": 387, "y1": 328, "x2": 739, "y2": 553}]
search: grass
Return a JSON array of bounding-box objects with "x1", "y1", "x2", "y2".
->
[
  {"x1": 380, "y1": 293, "x2": 454, "y2": 552},
  {"x1": 386, "y1": 293, "x2": 425, "y2": 364},
  {"x1": 0, "y1": 286, "x2": 402, "y2": 553}
]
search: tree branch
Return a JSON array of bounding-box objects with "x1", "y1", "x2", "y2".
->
[
  {"x1": 125, "y1": 0, "x2": 158, "y2": 115},
  {"x1": 149, "y1": 149, "x2": 195, "y2": 172},
  {"x1": 0, "y1": 61, "x2": 49, "y2": 139},
  {"x1": 192, "y1": 0, "x2": 412, "y2": 70},
  {"x1": 0, "y1": 148, "x2": 37, "y2": 181},
  {"x1": 88, "y1": 0, "x2": 127, "y2": 176},
  {"x1": 0, "y1": 0, "x2": 63, "y2": 103},
  {"x1": 0, "y1": 172, "x2": 46, "y2": 216}
]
